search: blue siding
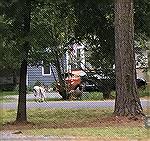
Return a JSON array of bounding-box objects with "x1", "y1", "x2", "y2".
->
[
  {"x1": 27, "y1": 65, "x2": 58, "y2": 87},
  {"x1": 27, "y1": 55, "x2": 67, "y2": 87}
]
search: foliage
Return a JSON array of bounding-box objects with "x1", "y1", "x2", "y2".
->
[
  {"x1": 0, "y1": 15, "x2": 21, "y2": 75},
  {"x1": 0, "y1": 0, "x2": 149, "y2": 75},
  {"x1": 0, "y1": 91, "x2": 18, "y2": 97},
  {"x1": 134, "y1": 0, "x2": 150, "y2": 39},
  {"x1": 73, "y1": 0, "x2": 150, "y2": 77},
  {"x1": 33, "y1": 80, "x2": 43, "y2": 86},
  {"x1": 73, "y1": 0, "x2": 115, "y2": 76},
  {"x1": 29, "y1": 1, "x2": 76, "y2": 66}
]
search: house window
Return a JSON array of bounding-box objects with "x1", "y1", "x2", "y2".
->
[{"x1": 42, "y1": 65, "x2": 51, "y2": 76}]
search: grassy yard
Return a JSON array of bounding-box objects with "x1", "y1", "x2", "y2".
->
[
  {"x1": 0, "y1": 108, "x2": 149, "y2": 139},
  {"x1": 0, "y1": 108, "x2": 112, "y2": 126},
  {"x1": 0, "y1": 91, "x2": 18, "y2": 96},
  {"x1": 23, "y1": 127, "x2": 149, "y2": 139},
  {"x1": 0, "y1": 91, "x2": 18, "y2": 102}
]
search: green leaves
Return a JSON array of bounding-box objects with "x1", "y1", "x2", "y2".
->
[
  {"x1": 0, "y1": 0, "x2": 149, "y2": 72},
  {"x1": 29, "y1": 1, "x2": 76, "y2": 65}
]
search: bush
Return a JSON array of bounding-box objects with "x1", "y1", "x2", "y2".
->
[
  {"x1": 34, "y1": 80, "x2": 43, "y2": 86},
  {"x1": 51, "y1": 81, "x2": 57, "y2": 91},
  {"x1": 27, "y1": 86, "x2": 33, "y2": 92},
  {"x1": 82, "y1": 92, "x2": 103, "y2": 100},
  {"x1": 0, "y1": 84, "x2": 16, "y2": 91}
]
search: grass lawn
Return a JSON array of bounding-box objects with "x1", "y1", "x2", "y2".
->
[
  {"x1": 0, "y1": 91, "x2": 18, "y2": 102},
  {"x1": 1, "y1": 108, "x2": 150, "y2": 139},
  {"x1": 0, "y1": 91, "x2": 18, "y2": 96},
  {"x1": 23, "y1": 127, "x2": 149, "y2": 139}
]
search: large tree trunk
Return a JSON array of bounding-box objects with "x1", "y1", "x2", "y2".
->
[
  {"x1": 16, "y1": 0, "x2": 31, "y2": 122},
  {"x1": 16, "y1": 59, "x2": 27, "y2": 122},
  {"x1": 114, "y1": 0, "x2": 143, "y2": 116}
]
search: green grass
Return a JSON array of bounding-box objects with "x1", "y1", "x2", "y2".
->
[
  {"x1": 0, "y1": 91, "x2": 18, "y2": 102},
  {"x1": 28, "y1": 108, "x2": 112, "y2": 125},
  {"x1": 0, "y1": 97, "x2": 17, "y2": 102},
  {"x1": 82, "y1": 92, "x2": 104, "y2": 100},
  {"x1": 139, "y1": 87, "x2": 150, "y2": 97},
  {"x1": 83, "y1": 87, "x2": 149, "y2": 101},
  {"x1": 0, "y1": 108, "x2": 112, "y2": 126},
  {"x1": 27, "y1": 98, "x2": 62, "y2": 102},
  {"x1": 23, "y1": 127, "x2": 149, "y2": 139},
  {"x1": 1, "y1": 108, "x2": 149, "y2": 139},
  {"x1": 0, "y1": 109, "x2": 17, "y2": 125},
  {"x1": 0, "y1": 91, "x2": 18, "y2": 97}
]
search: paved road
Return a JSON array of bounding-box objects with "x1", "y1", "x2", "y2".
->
[
  {"x1": 1, "y1": 92, "x2": 150, "y2": 109},
  {"x1": 0, "y1": 130, "x2": 117, "y2": 141},
  {"x1": 1, "y1": 98, "x2": 149, "y2": 110},
  {"x1": 0, "y1": 131, "x2": 80, "y2": 141}
]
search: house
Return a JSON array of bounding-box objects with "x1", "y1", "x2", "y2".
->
[
  {"x1": 27, "y1": 65, "x2": 56, "y2": 87},
  {"x1": 27, "y1": 41, "x2": 149, "y2": 88},
  {"x1": 27, "y1": 43, "x2": 85, "y2": 87}
]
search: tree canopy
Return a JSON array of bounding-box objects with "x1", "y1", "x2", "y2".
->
[{"x1": 73, "y1": 0, "x2": 150, "y2": 76}]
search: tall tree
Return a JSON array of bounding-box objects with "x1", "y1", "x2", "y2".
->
[
  {"x1": 114, "y1": 0, "x2": 143, "y2": 116},
  {"x1": 0, "y1": 0, "x2": 31, "y2": 122},
  {"x1": 16, "y1": 0, "x2": 31, "y2": 122}
]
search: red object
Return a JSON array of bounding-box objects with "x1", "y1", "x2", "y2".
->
[{"x1": 56, "y1": 70, "x2": 82, "y2": 92}]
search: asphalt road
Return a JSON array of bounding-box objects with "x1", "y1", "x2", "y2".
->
[{"x1": 0, "y1": 91, "x2": 149, "y2": 109}]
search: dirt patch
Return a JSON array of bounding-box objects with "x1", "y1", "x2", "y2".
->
[{"x1": 1, "y1": 116, "x2": 145, "y2": 131}]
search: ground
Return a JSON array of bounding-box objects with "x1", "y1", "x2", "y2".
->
[
  {"x1": 0, "y1": 91, "x2": 150, "y2": 141},
  {"x1": 1, "y1": 115, "x2": 149, "y2": 141},
  {"x1": 1, "y1": 116, "x2": 145, "y2": 130}
]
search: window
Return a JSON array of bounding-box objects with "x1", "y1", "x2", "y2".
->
[{"x1": 42, "y1": 65, "x2": 51, "y2": 76}]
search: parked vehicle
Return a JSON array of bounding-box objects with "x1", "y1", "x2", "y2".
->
[
  {"x1": 136, "y1": 78, "x2": 147, "y2": 89},
  {"x1": 56, "y1": 70, "x2": 147, "y2": 94},
  {"x1": 81, "y1": 74, "x2": 147, "y2": 92},
  {"x1": 56, "y1": 70, "x2": 86, "y2": 93}
]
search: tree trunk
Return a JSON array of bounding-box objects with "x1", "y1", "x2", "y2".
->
[
  {"x1": 114, "y1": 0, "x2": 143, "y2": 116},
  {"x1": 53, "y1": 50, "x2": 67, "y2": 100},
  {"x1": 16, "y1": 0, "x2": 31, "y2": 122},
  {"x1": 16, "y1": 59, "x2": 27, "y2": 122}
]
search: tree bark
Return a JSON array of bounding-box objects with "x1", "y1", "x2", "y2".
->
[
  {"x1": 53, "y1": 50, "x2": 67, "y2": 100},
  {"x1": 114, "y1": 0, "x2": 143, "y2": 116},
  {"x1": 16, "y1": 0, "x2": 31, "y2": 122},
  {"x1": 16, "y1": 59, "x2": 27, "y2": 122}
]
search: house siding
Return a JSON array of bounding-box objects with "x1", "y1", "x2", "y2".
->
[
  {"x1": 27, "y1": 65, "x2": 58, "y2": 87},
  {"x1": 27, "y1": 44, "x2": 85, "y2": 87}
]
